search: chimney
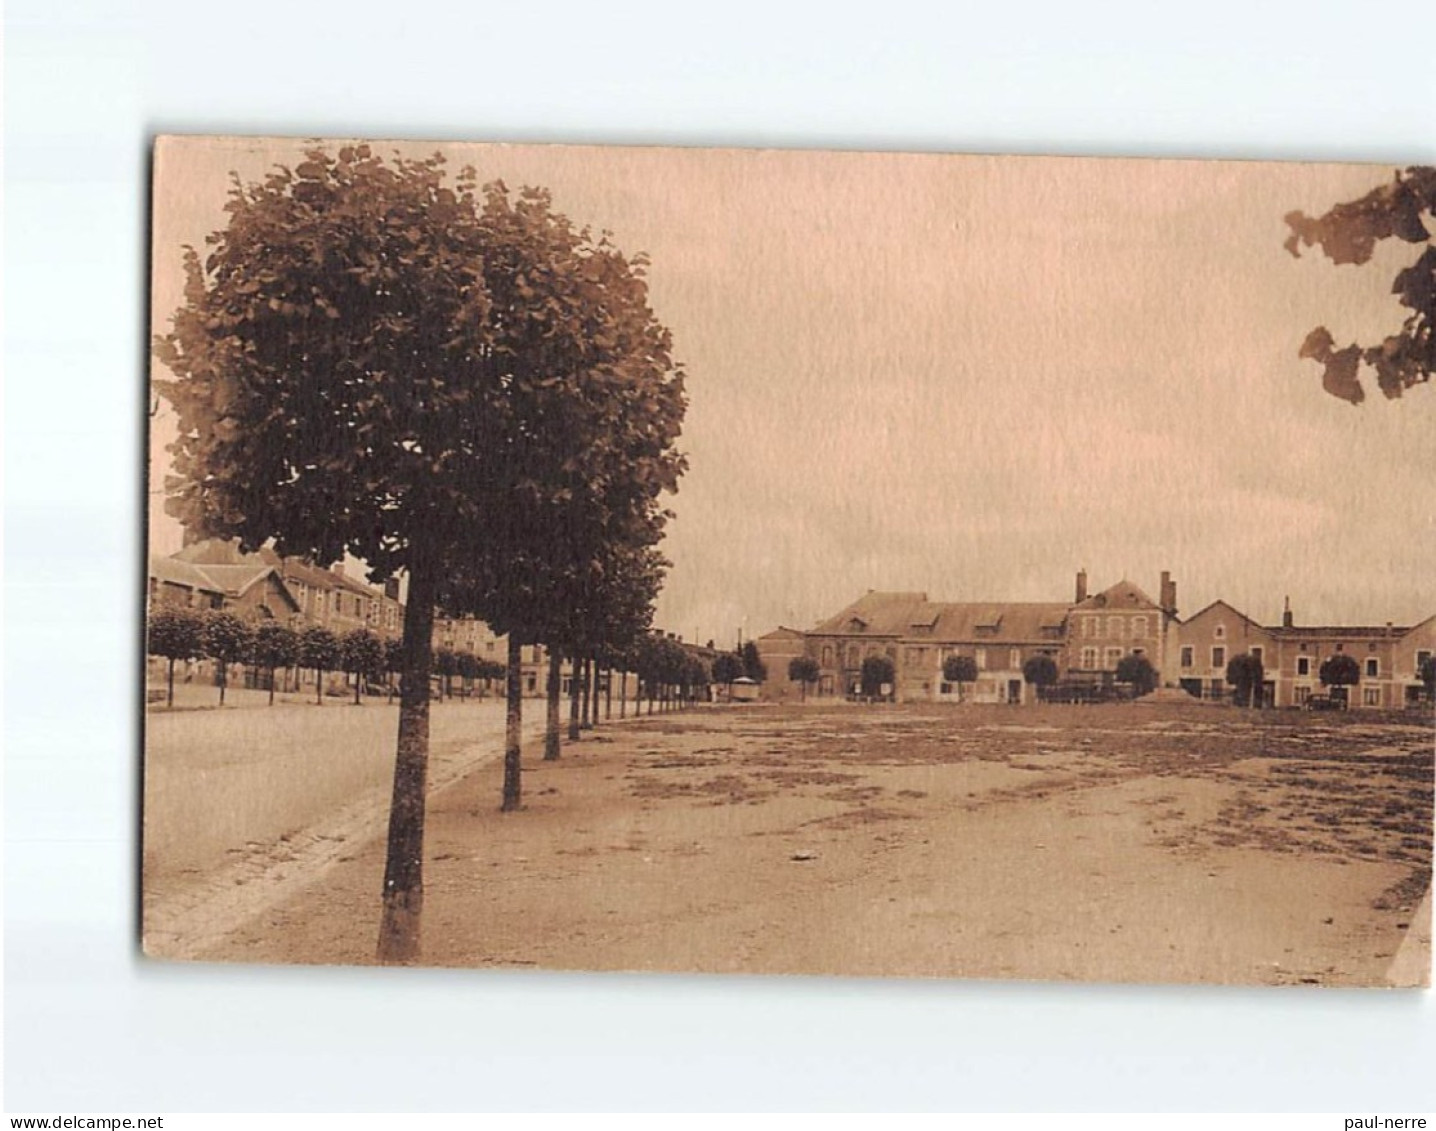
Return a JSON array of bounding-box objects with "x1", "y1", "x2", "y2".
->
[
  {"x1": 1160, "y1": 571, "x2": 1177, "y2": 615},
  {"x1": 1075, "y1": 569, "x2": 1088, "y2": 603},
  {"x1": 1282, "y1": 596, "x2": 1293, "y2": 629}
]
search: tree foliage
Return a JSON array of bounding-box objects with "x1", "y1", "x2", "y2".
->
[
  {"x1": 739, "y1": 641, "x2": 767, "y2": 682},
  {"x1": 788, "y1": 656, "x2": 820, "y2": 700},
  {"x1": 1022, "y1": 654, "x2": 1058, "y2": 690},
  {"x1": 712, "y1": 652, "x2": 743, "y2": 690},
  {"x1": 297, "y1": 625, "x2": 341, "y2": 702},
  {"x1": 1115, "y1": 653, "x2": 1157, "y2": 697},
  {"x1": 249, "y1": 620, "x2": 299, "y2": 704},
  {"x1": 340, "y1": 628, "x2": 385, "y2": 703},
  {"x1": 942, "y1": 654, "x2": 978, "y2": 686},
  {"x1": 1225, "y1": 652, "x2": 1265, "y2": 708},
  {"x1": 201, "y1": 610, "x2": 253, "y2": 705},
  {"x1": 1285, "y1": 166, "x2": 1435, "y2": 403},
  {"x1": 860, "y1": 654, "x2": 896, "y2": 699},
  {"x1": 147, "y1": 605, "x2": 207, "y2": 708},
  {"x1": 1319, "y1": 653, "x2": 1361, "y2": 687}
]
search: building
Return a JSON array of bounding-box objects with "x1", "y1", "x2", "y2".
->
[{"x1": 762, "y1": 571, "x2": 1430, "y2": 710}]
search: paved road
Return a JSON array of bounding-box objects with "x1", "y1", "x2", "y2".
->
[{"x1": 143, "y1": 697, "x2": 551, "y2": 955}]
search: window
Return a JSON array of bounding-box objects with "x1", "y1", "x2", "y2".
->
[
  {"x1": 1080, "y1": 647, "x2": 1098, "y2": 669},
  {"x1": 1214, "y1": 624, "x2": 1226, "y2": 639},
  {"x1": 1365, "y1": 658, "x2": 1379, "y2": 678},
  {"x1": 1297, "y1": 657, "x2": 1311, "y2": 676},
  {"x1": 1105, "y1": 647, "x2": 1123, "y2": 668},
  {"x1": 940, "y1": 682, "x2": 953, "y2": 695},
  {"x1": 1363, "y1": 687, "x2": 1382, "y2": 706},
  {"x1": 1418, "y1": 650, "x2": 1433, "y2": 671},
  {"x1": 821, "y1": 646, "x2": 833, "y2": 667},
  {"x1": 1211, "y1": 646, "x2": 1226, "y2": 669},
  {"x1": 975, "y1": 648, "x2": 987, "y2": 671},
  {"x1": 1295, "y1": 685, "x2": 1311, "y2": 705},
  {"x1": 1107, "y1": 616, "x2": 1124, "y2": 639},
  {"x1": 1251, "y1": 646, "x2": 1263, "y2": 665},
  {"x1": 1009, "y1": 648, "x2": 1021, "y2": 669},
  {"x1": 1084, "y1": 617, "x2": 1099, "y2": 638},
  {"x1": 1130, "y1": 616, "x2": 1148, "y2": 639},
  {"x1": 1180, "y1": 646, "x2": 1194, "y2": 668}
]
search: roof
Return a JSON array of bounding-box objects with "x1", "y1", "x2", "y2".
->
[
  {"x1": 149, "y1": 555, "x2": 224, "y2": 595},
  {"x1": 1073, "y1": 579, "x2": 1160, "y2": 611},
  {"x1": 1269, "y1": 625, "x2": 1411, "y2": 640},
  {"x1": 811, "y1": 592, "x2": 1070, "y2": 643}
]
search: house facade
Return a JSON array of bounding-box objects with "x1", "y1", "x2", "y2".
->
[{"x1": 762, "y1": 571, "x2": 1430, "y2": 710}]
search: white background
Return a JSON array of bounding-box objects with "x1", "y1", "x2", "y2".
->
[{"x1": 5, "y1": 0, "x2": 1435, "y2": 1112}]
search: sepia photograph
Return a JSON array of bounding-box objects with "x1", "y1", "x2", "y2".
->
[{"x1": 144, "y1": 136, "x2": 1434, "y2": 989}]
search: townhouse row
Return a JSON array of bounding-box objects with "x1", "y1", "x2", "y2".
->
[{"x1": 755, "y1": 571, "x2": 1434, "y2": 709}]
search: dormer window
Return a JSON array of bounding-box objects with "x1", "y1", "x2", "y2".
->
[{"x1": 1214, "y1": 624, "x2": 1226, "y2": 639}]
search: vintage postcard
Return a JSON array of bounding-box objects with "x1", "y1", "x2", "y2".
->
[{"x1": 145, "y1": 137, "x2": 1433, "y2": 986}]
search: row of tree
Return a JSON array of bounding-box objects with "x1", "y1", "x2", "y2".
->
[
  {"x1": 155, "y1": 146, "x2": 691, "y2": 962},
  {"x1": 146, "y1": 605, "x2": 516, "y2": 709}
]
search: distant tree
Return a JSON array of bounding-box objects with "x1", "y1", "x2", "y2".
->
[
  {"x1": 1225, "y1": 652, "x2": 1266, "y2": 708},
  {"x1": 1319, "y1": 654, "x2": 1361, "y2": 705},
  {"x1": 1022, "y1": 654, "x2": 1059, "y2": 701},
  {"x1": 340, "y1": 628, "x2": 386, "y2": 705},
  {"x1": 942, "y1": 654, "x2": 978, "y2": 702},
  {"x1": 433, "y1": 647, "x2": 460, "y2": 702},
  {"x1": 249, "y1": 621, "x2": 299, "y2": 706},
  {"x1": 297, "y1": 626, "x2": 341, "y2": 706},
  {"x1": 1420, "y1": 654, "x2": 1436, "y2": 700},
  {"x1": 1115, "y1": 653, "x2": 1158, "y2": 697},
  {"x1": 712, "y1": 652, "x2": 743, "y2": 698},
  {"x1": 147, "y1": 605, "x2": 207, "y2": 708},
  {"x1": 1284, "y1": 166, "x2": 1434, "y2": 403},
  {"x1": 740, "y1": 640, "x2": 768, "y2": 683},
  {"x1": 788, "y1": 656, "x2": 820, "y2": 702},
  {"x1": 860, "y1": 654, "x2": 896, "y2": 701},
  {"x1": 383, "y1": 637, "x2": 406, "y2": 703},
  {"x1": 201, "y1": 610, "x2": 253, "y2": 706}
]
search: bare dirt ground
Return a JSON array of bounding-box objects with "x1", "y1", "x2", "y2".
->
[{"x1": 145, "y1": 700, "x2": 1433, "y2": 987}]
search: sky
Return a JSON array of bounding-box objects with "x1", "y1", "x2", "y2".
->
[{"x1": 149, "y1": 138, "x2": 1434, "y2": 646}]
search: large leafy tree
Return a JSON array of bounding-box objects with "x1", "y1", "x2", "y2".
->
[
  {"x1": 147, "y1": 605, "x2": 207, "y2": 708},
  {"x1": 249, "y1": 620, "x2": 299, "y2": 705},
  {"x1": 201, "y1": 610, "x2": 253, "y2": 707},
  {"x1": 156, "y1": 147, "x2": 685, "y2": 962},
  {"x1": 1285, "y1": 166, "x2": 1435, "y2": 403}
]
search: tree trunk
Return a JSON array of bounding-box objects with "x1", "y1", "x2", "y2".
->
[
  {"x1": 620, "y1": 670, "x2": 628, "y2": 719},
  {"x1": 376, "y1": 563, "x2": 436, "y2": 964},
  {"x1": 544, "y1": 649, "x2": 562, "y2": 762},
  {"x1": 605, "y1": 667, "x2": 613, "y2": 721},
  {"x1": 316, "y1": 668, "x2": 324, "y2": 706},
  {"x1": 581, "y1": 656, "x2": 593, "y2": 730},
  {"x1": 502, "y1": 637, "x2": 523, "y2": 812},
  {"x1": 166, "y1": 656, "x2": 175, "y2": 709},
  {"x1": 568, "y1": 656, "x2": 582, "y2": 741},
  {"x1": 354, "y1": 671, "x2": 362, "y2": 706},
  {"x1": 269, "y1": 666, "x2": 276, "y2": 706},
  {"x1": 218, "y1": 662, "x2": 227, "y2": 706}
]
